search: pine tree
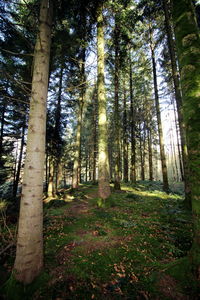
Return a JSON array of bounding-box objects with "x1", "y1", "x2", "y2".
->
[
  {"x1": 14, "y1": 0, "x2": 53, "y2": 284},
  {"x1": 97, "y1": 1, "x2": 111, "y2": 199}
]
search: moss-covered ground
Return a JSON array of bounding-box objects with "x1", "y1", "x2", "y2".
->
[{"x1": 1, "y1": 181, "x2": 199, "y2": 299}]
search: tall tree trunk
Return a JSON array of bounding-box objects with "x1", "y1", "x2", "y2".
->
[
  {"x1": 139, "y1": 123, "x2": 145, "y2": 181},
  {"x1": 109, "y1": 143, "x2": 113, "y2": 181},
  {"x1": 123, "y1": 78, "x2": 128, "y2": 182},
  {"x1": 169, "y1": 124, "x2": 179, "y2": 181},
  {"x1": 47, "y1": 157, "x2": 55, "y2": 197},
  {"x1": 142, "y1": 125, "x2": 146, "y2": 181},
  {"x1": 85, "y1": 152, "x2": 88, "y2": 182},
  {"x1": 172, "y1": 100, "x2": 184, "y2": 181},
  {"x1": 0, "y1": 99, "x2": 6, "y2": 162},
  {"x1": 72, "y1": 100, "x2": 83, "y2": 188},
  {"x1": 13, "y1": 118, "x2": 26, "y2": 200},
  {"x1": 13, "y1": 0, "x2": 52, "y2": 284},
  {"x1": 13, "y1": 143, "x2": 18, "y2": 185},
  {"x1": 129, "y1": 56, "x2": 136, "y2": 184},
  {"x1": 63, "y1": 165, "x2": 66, "y2": 187},
  {"x1": 139, "y1": 125, "x2": 142, "y2": 180},
  {"x1": 114, "y1": 20, "x2": 121, "y2": 190},
  {"x1": 54, "y1": 65, "x2": 63, "y2": 193},
  {"x1": 45, "y1": 153, "x2": 48, "y2": 193},
  {"x1": 72, "y1": 44, "x2": 86, "y2": 188},
  {"x1": 163, "y1": 0, "x2": 190, "y2": 205},
  {"x1": 92, "y1": 89, "x2": 97, "y2": 183},
  {"x1": 172, "y1": 0, "x2": 200, "y2": 278},
  {"x1": 149, "y1": 26, "x2": 169, "y2": 193},
  {"x1": 148, "y1": 128, "x2": 153, "y2": 181},
  {"x1": 55, "y1": 162, "x2": 62, "y2": 191},
  {"x1": 97, "y1": 2, "x2": 111, "y2": 199}
]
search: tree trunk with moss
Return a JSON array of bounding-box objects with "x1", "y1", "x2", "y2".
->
[
  {"x1": 149, "y1": 25, "x2": 169, "y2": 193},
  {"x1": 97, "y1": 3, "x2": 111, "y2": 199},
  {"x1": 13, "y1": 0, "x2": 52, "y2": 284},
  {"x1": 172, "y1": 0, "x2": 200, "y2": 278}
]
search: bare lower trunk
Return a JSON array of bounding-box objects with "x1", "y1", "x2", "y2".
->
[{"x1": 13, "y1": 0, "x2": 52, "y2": 284}]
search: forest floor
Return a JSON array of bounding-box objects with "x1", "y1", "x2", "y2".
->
[{"x1": 0, "y1": 181, "x2": 199, "y2": 299}]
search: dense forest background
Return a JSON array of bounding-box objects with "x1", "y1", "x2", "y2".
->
[{"x1": 0, "y1": 0, "x2": 200, "y2": 299}]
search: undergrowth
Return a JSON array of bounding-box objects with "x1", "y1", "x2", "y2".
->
[{"x1": 1, "y1": 181, "x2": 197, "y2": 299}]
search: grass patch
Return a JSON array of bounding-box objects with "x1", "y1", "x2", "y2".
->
[{"x1": 0, "y1": 181, "x2": 196, "y2": 299}]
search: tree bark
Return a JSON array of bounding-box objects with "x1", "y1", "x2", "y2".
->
[
  {"x1": 97, "y1": 2, "x2": 111, "y2": 199},
  {"x1": 172, "y1": 0, "x2": 200, "y2": 278},
  {"x1": 13, "y1": 0, "x2": 52, "y2": 284}
]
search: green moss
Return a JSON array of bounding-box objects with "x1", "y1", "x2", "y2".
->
[{"x1": 0, "y1": 272, "x2": 50, "y2": 300}]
